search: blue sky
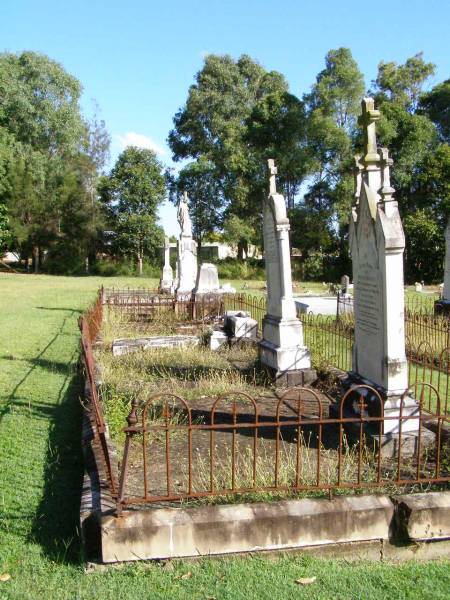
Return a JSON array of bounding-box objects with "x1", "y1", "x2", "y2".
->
[{"x1": 1, "y1": 0, "x2": 449, "y2": 235}]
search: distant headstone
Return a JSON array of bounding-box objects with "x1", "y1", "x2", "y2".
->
[
  {"x1": 259, "y1": 159, "x2": 314, "y2": 386},
  {"x1": 195, "y1": 263, "x2": 220, "y2": 294},
  {"x1": 443, "y1": 221, "x2": 450, "y2": 300},
  {"x1": 160, "y1": 236, "x2": 174, "y2": 293},
  {"x1": 221, "y1": 282, "x2": 237, "y2": 294},
  {"x1": 210, "y1": 330, "x2": 228, "y2": 351},
  {"x1": 435, "y1": 220, "x2": 450, "y2": 314},
  {"x1": 341, "y1": 274, "x2": 350, "y2": 294},
  {"x1": 225, "y1": 310, "x2": 258, "y2": 340},
  {"x1": 176, "y1": 192, "x2": 197, "y2": 297},
  {"x1": 415, "y1": 282, "x2": 423, "y2": 293},
  {"x1": 348, "y1": 98, "x2": 419, "y2": 438}
]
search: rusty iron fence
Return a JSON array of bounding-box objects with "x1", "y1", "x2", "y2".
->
[
  {"x1": 78, "y1": 288, "x2": 450, "y2": 510},
  {"x1": 338, "y1": 290, "x2": 441, "y2": 316},
  {"x1": 223, "y1": 293, "x2": 266, "y2": 334},
  {"x1": 79, "y1": 288, "x2": 117, "y2": 496},
  {"x1": 100, "y1": 288, "x2": 450, "y2": 414},
  {"x1": 104, "y1": 286, "x2": 226, "y2": 326},
  {"x1": 116, "y1": 384, "x2": 449, "y2": 511}
]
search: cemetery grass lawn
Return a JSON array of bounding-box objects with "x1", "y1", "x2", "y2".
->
[{"x1": 0, "y1": 275, "x2": 449, "y2": 599}]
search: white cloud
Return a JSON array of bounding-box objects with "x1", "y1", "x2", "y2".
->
[{"x1": 116, "y1": 131, "x2": 167, "y2": 156}]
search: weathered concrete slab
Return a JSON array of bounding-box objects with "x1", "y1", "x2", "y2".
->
[
  {"x1": 101, "y1": 495, "x2": 393, "y2": 563},
  {"x1": 112, "y1": 335, "x2": 199, "y2": 356},
  {"x1": 394, "y1": 492, "x2": 450, "y2": 541}
]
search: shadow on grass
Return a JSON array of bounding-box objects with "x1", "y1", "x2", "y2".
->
[
  {"x1": 29, "y1": 372, "x2": 85, "y2": 565},
  {"x1": 36, "y1": 306, "x2": 84, "y2": 313}
]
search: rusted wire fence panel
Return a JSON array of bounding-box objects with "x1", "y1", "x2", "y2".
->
[
  {"x1": 101, "y1": 288, "x2": 450, "y2": 415},
  {"x1": 79, "y1": 288, "x2": 117, "y2": 496},
  {"x1": 117, "y1": 385, "x2": 450, "y2": 510},
  {"x1": 405, "y1": 293, "x2": 440, "y2": 315},
  {"x1": 222, "y1": 293, "x2": 266, "y2": 335},
  {"x1": 104, "y1": 287, "x2": 227, "y2": 328},
  {"x1": 300, "y1": 312, "x2": 353, "y2": 373}
]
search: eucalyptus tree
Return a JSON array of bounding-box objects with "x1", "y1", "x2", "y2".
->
[
  {"x1": 168, "y1": 54, "x2": 306, "y2": 254},
  {"x1": 167, "y1": 157, "x2": 224, "y2": 252},
  {"x1": 0, "y1": 51, "x2": 99, "y2": 271},
  {"x1": 100, "y1": 146, "x2": 165, "y2": 275}
]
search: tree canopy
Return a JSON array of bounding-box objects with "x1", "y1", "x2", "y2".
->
[{"x1": 99, "y1": 146, "x2": 165, "y2": 274}]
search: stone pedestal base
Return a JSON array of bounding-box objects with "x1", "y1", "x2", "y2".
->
[
  {"x1": 263, "y1": 364, "x2": 317, "y2": 388},
  {"x1": 159, "y1": 278, "x2": 174, "y2": 294},
  {"x1": 434, "y1": 299, "x2": 450, "y2": 316},
  {"x1": 259, "y1": 314, "x2": 314, "y2": 387},
  {"x1": 338, "y1": 372, "x2": 434, "y2": 456}
]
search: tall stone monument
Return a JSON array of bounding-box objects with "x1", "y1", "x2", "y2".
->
[
  {"x1": 159, "y1": 236, "x2": 174, "y2": 293},
  {"x1": 259, "y1": 159, "x2": 313, "y2": 386},
  {"x1": 176, "y1": 192, "x2": 197, "y2": 297},
  {"x1": 348, "y1": 98, "x2": 419, "y2": 438},
  {"x1": 435, "y1": 220, "x2": 450, "y2": 315}
]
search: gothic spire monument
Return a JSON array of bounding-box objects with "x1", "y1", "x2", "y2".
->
[
  {"x1": 259, "y1": 159, "x2": 315, "y2": 386},
  {"x1": 347, "y1": 97, "x2": 428, "y2": 450}
]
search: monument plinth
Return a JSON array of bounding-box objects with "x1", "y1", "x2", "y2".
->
[
  {"x1": 259, "y1": 159, "x2": 315, "y2": 386},
  {"x1": 176, "y1": 192, "x2": 197, "y2": 298}
]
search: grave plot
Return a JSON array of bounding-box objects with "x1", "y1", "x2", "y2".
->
[
  {"x1": 79, "y1": 288, "x2": 450, "y2": 562},
  {"x1": 84, "y1": 290, "x2": 449, "y2": 508}
]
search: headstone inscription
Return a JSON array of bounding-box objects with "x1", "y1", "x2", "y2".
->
[
  {"x1": 259, "y1": 159, "x2": 314, "y2": 386},
  {"x1": 348, "y1": 98, "x2": 419, "y2": 438},
  {"x1": 176, "y1": 192, "x2": 197, "y2": 297}
]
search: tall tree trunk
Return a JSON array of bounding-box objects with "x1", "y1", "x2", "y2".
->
[
  {"x1": 137, "y1": 252, "x2": 143, "y2": 276},
  {"x1": 237, "y1": 239, "x2": 248, "y2": 261},
  {"x1": 33, "y1": 245, "x2": 40, "y2": 274}
]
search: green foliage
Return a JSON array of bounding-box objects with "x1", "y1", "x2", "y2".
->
[
  {"x1": 404, "y1": 209, "x2": 445, "y2": 283},
  {"x1": 216, "y1": 257, "x2": 265, "y2": 280},
  {"x1": 421, "y1": 78, "x2": 450, "y2": 143},
  {"x1": 302, "y1": 48, "x2": 365, "y2": 259},
  {"x1": 168, "y1": 54, "x2": 292, "y2": 241},
  {"x1": 0, "y1": 51, "x2": 85, "y2": 153},
  {"x1": 100, "y1": 146, "x2": 166, "y2": 272},
  {"x1": 374, "y1": 53, "x2": 435, "y2": 111},
  {"x1": 167, "y1": 156, "x2": 224, "y2": 243},
  {"x1": 371, "y1": 54, "x2": 438, "y2": 203},
  {"x1": 0, "y1": 51, "x2": 107, "y2": 272},
  {"x1": 0, "y1": 202, "x2": 11, "y2": 250},
  {"x1": 245, "y1": 90, "x2": 309, "y2": 208},
  {"x1": 306, "y1": 47, "x2": 365, "y2": 131},
  {"x1": 92, "y1": 257, "x2": 161, "y2": 277}
]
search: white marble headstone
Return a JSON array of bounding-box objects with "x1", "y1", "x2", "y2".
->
[
  {"x1": 259, "y1": 159, "x2": 311, "y2": 375},
  {"x1": 195, "y1": 263, "x2": 220, "y2": 293},
  {"x1": 349, "y1": 98, "x2": 409, "y2": 399},
  {"x1": 442, "y1": 220, "x2": 450, "y2": 301}
]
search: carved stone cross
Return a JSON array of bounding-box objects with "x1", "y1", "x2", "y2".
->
[
  {"x1": 268, "y1": 158, "x2": 277, "y2": 195},
  {"x1": 358, "y1": 98, "x2": 381, "y2": 164},
  {"x1": 379, "y1": 147, "x2": 395, "y2": 202}
]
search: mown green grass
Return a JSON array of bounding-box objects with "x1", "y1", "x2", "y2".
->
[{"x1": 0, "y1": 274, "x2": 449, "y2": 600}]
